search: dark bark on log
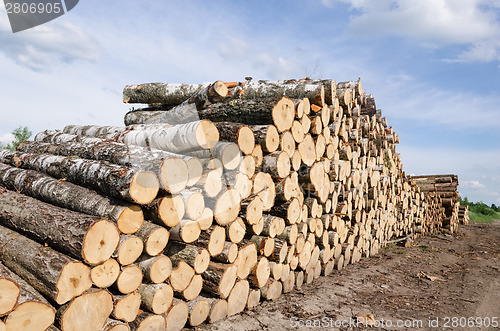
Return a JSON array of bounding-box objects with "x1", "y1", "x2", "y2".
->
[
  {"x1": 198, "y1": 96, "x2": 295, "y2": 133},
  {"x1": 0, "y1": 162, "x2": 143, "y2": 234},
  {"x1": 0, "y1": 188, "x2": 120, "y2": 265},
  {"x1": 0, "y1": 225, "x2": 92, "y2": 305},
  {"x1": 24, "y1": 132, "x2": 196, "y2": 194},
  {"x1": 0, "y1": 150, "x2": 159, "y2": 205},
  {"x1": 123, "y1": 82, "x2": 211, "y2": 105}
]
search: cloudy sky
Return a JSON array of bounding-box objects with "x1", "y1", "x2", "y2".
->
[{"x1": 0, "y1": 0, "x2": 499, "y2": 205}]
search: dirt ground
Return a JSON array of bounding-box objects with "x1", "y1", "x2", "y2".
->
[{"x1": 197, "y1": 220, "x2": 500, "y2": 330}]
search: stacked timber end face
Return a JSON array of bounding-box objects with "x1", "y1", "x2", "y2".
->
[{"x1": 0, "y1": 78, "x2": 462, "y2": 330}]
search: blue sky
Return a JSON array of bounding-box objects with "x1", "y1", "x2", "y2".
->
[{"x1": 0, "y1": 0, "x2": 499, "y2": 205}]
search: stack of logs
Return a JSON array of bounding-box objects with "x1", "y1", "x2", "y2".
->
[
  {"x1": 458, "y1": 205, "x2": 470, "y2": 225},
  {"x1": 0, "y1": 78, "x2": 459, "y2": 330},
  {"x1": 410, "y1": 174, "x2": 460, "y2": 234}
]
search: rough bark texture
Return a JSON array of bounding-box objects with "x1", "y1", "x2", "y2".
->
[
  {"x1": 0, "y1": 188, "x2": 120, "y2": 265},
  {"x1": 0, "y1": 162, "x2": 142, "y2": 234},
  {"x1": 25, "y1": 132, "x2": 195, "y2": 193},
  {"x1": 201, "y1": 262, "x2": 237, "y2": 299},
  {"x1": 214, "y1": 122, "x2": 255, "y2": 155},
  {"x1": 123, "y1": 82, "x2": 211, "y2": 105},
  {"x1": 0, "y1": 150, "x2": 159, "y2": 205},
  {"x1": 243, "y1": 80, "x2": 325, "y2": 106},
  {"x1": 198, "y1": 96, "x2": 295, "y2": 133},
  {"x1": 0, "y1": 225, "x2": 92, "y2": 305}
]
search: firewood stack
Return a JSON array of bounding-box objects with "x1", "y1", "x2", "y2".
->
[
  {"x1": 458, "y1": 205, "x2": 470, "y2": 225},
  {"x1": 0, "y1": 78, "x2": 458, "y2": 330},
  {"x1": 410, "y1": 174, "x2": 460, "y2": 233}
]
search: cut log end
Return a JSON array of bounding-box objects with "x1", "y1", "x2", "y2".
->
[
  {"x1": 55, "y1": 262, "x2": 92, "y2": 305},
  {"x1": 115, "y1": 265, "x2": 143, "y2": 294},
  {"x1": 159, "y1": 158, "x2": 189, "y2": 194},
  {"x1": 272, "y1": 97, "x2": 295, "y2": 132},
  {"x1": 145, "y1": 227, "x2": 169, "y2": 256},
  {"x1": 0, "y1": 278, "x2": 20, "y2": 316},
  {"x1": 196, "y1": 120, "x2": 220, "y2": 149},
  {"x1": 114, "y1": 291, "x2": 141, "y2": 322},
  {"x1": 214, "y1": 189, "x2": 241, "y2": 226},
  {"x1": 130, "y1": 171, "x2": 160, "y2": 205},
  {"x1": 60, "y1": 289, "x2": 113, "y2": 331},
  {"x1": 238, "y1": 126, "x2": 256, "y2": 155},
  {"x1": 91, "y1": 259, "x2": 120, "y2": 288},
  {"x1": 165, "y1": 300, "x2": 189, "y2": 331},
  {"x1": 117, "y1": 205, "x2": 144, "y2": 234},
  {"x1": 186, "y1": 157, "x2": 204, "y2": 187},
  {"x1": 189, "y1": 299, "x2": 210, "y2": 326},
  {"x1": 116, "y1": 236, "x2": 144, "y2": 266},
  {"x1": 158, "y1": 195, "x2": 184, "y2": 227},
  {"x1": 227, "y1": 280, "x2": 250, "y2": 316},
  {"x1": 5, "y1": 302, "x2": 55, "y2": 331},
  {"x1": 83, "y1": 220, "x2": 120, "y2": 266}
]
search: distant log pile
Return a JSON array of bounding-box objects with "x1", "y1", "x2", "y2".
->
[
  {"x1": 0, "y1": 77, "x2": 463, "y2": 330},
  {"x1": 410, "y1": 174, "x2": 460, "y2": 233}
]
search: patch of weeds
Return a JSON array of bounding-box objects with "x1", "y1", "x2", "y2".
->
[{"x1": 418, "y1": 245, "x2": 430, "y2": 251}]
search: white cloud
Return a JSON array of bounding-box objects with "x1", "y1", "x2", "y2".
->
[
  {"x1": 321, "y1": 0, "x2": 335, "y2": 8},
  {"x1": 0, "y1": 7, "x2": 100, "y2": 71},
  {"x1": 338, "y1": 0, "x2": 500, "y2": 62},
  {"x1": 0, "y1": 133, "x2": 14, "y2": 144},
  {"x1": 462, "y1": 180, "x2": 487, "y2": 190}
]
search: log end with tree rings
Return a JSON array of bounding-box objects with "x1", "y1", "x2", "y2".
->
[
  {"x1": 196, "y1": 120, "x2": 219, "y2": 149},
  {"x1": 158, "y1": 195, "x2": 184, "y2": 228},
  {"x1": 271, "y1": 97, "x2": 295, "y2": 132},
  {"x1": 214, "y1": 189, "x2": 241, "y2": 226},
  {"x1": 82, "y1": 219, "x2": 120, "y2": 266},
  {"x1": 185, "y1": 157, "x2": 204, "y2": 187},
  {"x1": 0, "y1": 278, "x2": 20, "y2": 316},
  {"x1": 59, "y1": 289, "x2": 113, "y2": 331},
  {"x1": 116, "y1": 236, "x2": 144, "y2": 266},
  {"x1": 55, "y1": 261, "x2": 92, "y2": 305},
  {"x1": 116, "y1": 205, "x2": 144, "y2": 235},
  {"x1": 212, "y1": 80, "x2": 229, "y2": 98},
  {"x1": 144, "y1": 226, "x2": 169, "y2": 256},
  {"x1": 208, "y1": 299, "x2": 227, "y2": 323},
  {"x1": 159, "y1": 157, "x2": 189, "y2": 194},
  {"x1": 90, "y1": 258, "x2": 120, "y2": 288},
  {"x1": 129, "y1": 171, "x2": 160, "y2": 205},
  {"x1": 115, "y1": 265, "x2": 143, "y2": 294},
  {"x1": 189, "y1": 299, "x2": 210, "y2": 326},
  {"x1": 237, "y1": 126, "x2": 256, "y2": 156},
  {"x1": 165, "y1": 300, "x2": 189, "y2": 331},
  {"x1": 265, "y1": 124, "x2": 280, "y2": 153},
  {"x1": 4, "y1": 301, "x2": 55, "y2": 331}
]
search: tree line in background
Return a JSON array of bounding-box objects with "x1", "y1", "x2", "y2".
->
[
  {"x1": 0, "y1": 126, "x2": 32, "y2": 150},
  {"x1": 459, "y1": 196, "x2": 500, "y2": 216}
]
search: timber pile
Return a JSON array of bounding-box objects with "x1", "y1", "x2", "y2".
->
[
  {"x1": 458, "y1": 205, "x2": 470, "y2": 225},
  {"x1": 0, "y1": 78, "x2": 460, "y2": 330},
  {"x1": 410, "y1": 174, "x2": 460, "y2": 233}
]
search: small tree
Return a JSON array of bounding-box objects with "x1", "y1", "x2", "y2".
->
[{"x1": 0, "y1": 126, "x2": 32, "y2": 150}]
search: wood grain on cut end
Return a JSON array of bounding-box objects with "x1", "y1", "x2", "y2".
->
[
  {"x1": 272, "y1": 97, "x2": 295, "y2": 132},
  {"x1": 165, "y1": 299, "x2": 189, "y2": 331},
  {"x1": 227, "y1": 280, "x2": 250, "y2": 316},
  {"x1": 159, "y1": 157, "x2": 189, "y2": 194},
  {"x1": 196, "y1": 120, "x2": 219, "y2": 149},
  {"x1": 0, "y1": 278, "x2": 20, "y2": 316},
  {"x1": 5, "y1": 302, "x2": 55, "y2": 331},
  {"x1": 55, "y1": 262, "x2": 92, "y2": 305},
  {"x1": 113, "y1": 291, "x2": 141, "y2": 322},
  {"x1": 129, "y1": 171, "x2": 159, "y2": 205},
  {"x1": 91, "y1": 258, "x2": 120, "y2": 288},
  {"x1": 117, "y1": 205, "x2": 144, "y2": 234},
  {"x1": 158, "y1": 195, "x2": 185, "y2": 227},
  {"x1": 115, "y1": 265, "x2": 142, "y2": 294},
  {"x1": 60, "y1": 289, "x2": 113, "y2": 331}
]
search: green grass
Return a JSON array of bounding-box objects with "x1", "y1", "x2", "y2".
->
[{"x1": 468, "y1": 210, "x2": 500, "y2": 224}]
